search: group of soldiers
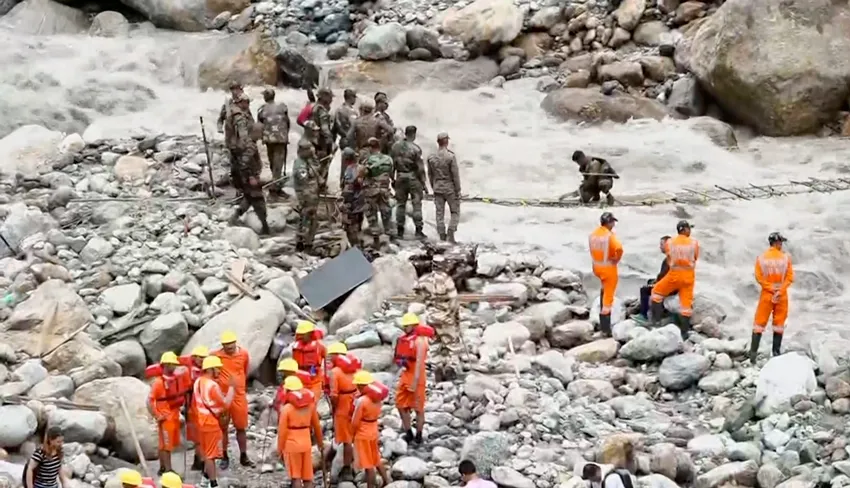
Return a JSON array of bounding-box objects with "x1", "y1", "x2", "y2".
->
[{"x1": 216, "y1": 83, "x2": 464, "y2": 254}]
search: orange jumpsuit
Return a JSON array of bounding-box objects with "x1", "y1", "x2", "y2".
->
[
  {"x1": 329, "y1": 366, "x2": 357, "y2": 444},
  {"x1": 651, "y1": 234, "x2": 699, "y2": 317},
  {"x1": 588, "y1": 225, "x2": 623, "y2": 315},
  {"x1": 351, "y1": 395, "x2": 381, "y2": 470},
  {"x1": 186, "y1": 365, "x2": 202, "y2": 444},
  {"x1": 277, "y1": 394, "x2": 323, "y2": 481},
  {"x1": 148, "y1": 372, "x2": 186, "y2": 451},
  {"x1": 753, "y1": 247, "x2": 794, "y2": 334},
  {"x1": 212, "y1": 346, "x2": 250, "y2": 430},
  {"x1": 293, "y1": 341, "x2": 327, "y2": 399},
  {"x1": 395, "y1": 336, "x2": 428, "y2": 412},
  {"x1": 194, "y1": 376, "x2": 228, "y2": 460}
]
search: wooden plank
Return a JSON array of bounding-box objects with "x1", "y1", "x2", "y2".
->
[
  {"x1": 715, "y1": 185, "x2": 751, "y2": 200},
  {"x1": 228, "y1": 258, "x2": 248, "y2": 295},
  {"x1": 225, "y1": 271, "x2": 260, "y2": 300}
]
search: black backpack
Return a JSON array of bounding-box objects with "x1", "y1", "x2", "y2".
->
[{"x1": 604, "y1": 469, "x2": 635, "y2": 488}]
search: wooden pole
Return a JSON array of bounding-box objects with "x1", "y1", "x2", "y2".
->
[{"x1": 119, "y1": 397, "x2": 153, "y2": 478}]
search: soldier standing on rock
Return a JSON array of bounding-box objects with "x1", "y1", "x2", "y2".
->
[
  {"x1": 427, "y1": 132, "x2": 462, "y2": 243},
  {"x1": 374, "y1": 92, "x2": 395, "y2": 154},
  {"x1": 227, "y1": 94, "x2": 271, "y2": 235},
  {"x1": 391, "y1": 125, "x2": 427, "y2": 240},
  {"x1": 414, "y1": 254, "x2": 462, "y2": 382},
  {"x1": 257, "y1": 87, "x2": 290, "y2": 199},
  {"x1": 293, "y1": 139, "x2": 321, "y2": 253},
  {"x1": 340, "y1": 147, "x2": 366, "y2": 248},
  {"x1": 310, "y1": 88, "x2": 336, "y2": 193},
  {"x1": 364, "y1": 137, "x2": 395, "y2": 248}
]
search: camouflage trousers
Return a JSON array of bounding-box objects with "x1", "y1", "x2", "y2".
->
[
  {"x1": 265, "y1": 143, "x2": 287, "y2": 192},
  {"x1": 430, "y1": 315, "x2": 463, "y2": 375},
  {"x1": 580, "y1": 179, "x2": 613, "y2": 204},
  {"x1": 343, "y1": 211, "x2": 363, "y2": 248},
  {"x1": 365, "y1": 190, "x2": 393, "y2": 238},
  {"x1": 434, "y1": 191, "x2": 460, "y2": 235},
  {"x1": 316, "y1": 144, "x2": 333, "y2": 192},
  {"x1": 395, "y1": 175, "x2": 423, "y2": 230},
  {"x1": 296, "y1": 190, "x2": 319, "y2": 246}
]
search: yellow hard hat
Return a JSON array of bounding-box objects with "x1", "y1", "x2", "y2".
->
[
  {"x1": 220, "y1": 330, "x2": 238, "y2": 344},
  {"x1": 160, "y1": 472, "x2": 183, "y2": 488},
  {"x1": 327, "y1": 343, "x2": 347, "y2": 355},
  {"x1": 191, "y1": 345, "x2": 209, "y2": 358},
  {"x1": 284, "y1": 376, "x2": 303, "y2": 391},
  {"x1": 353, "y1": 370, "x2": 373, "y2": 385},
  {"x1": 400, "y1": 312, "x2": 420, "y2": 327},
  {"x1": 295, "y1": 321, "x2": 316, "y2": 335},
  {"x1": 160, "y1": 352, "x2": 180, "y2": 365},
  {"x1": 119, "y1": 470, "x2": 143, "y2": 487},
  {"x1": 202, "y1": 356, "x2": 223, "y2": 370},
  {"x1": 277, "y1": 358, "x2": 299, "y2": 372}
]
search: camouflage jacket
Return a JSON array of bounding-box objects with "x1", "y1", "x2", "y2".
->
[
  {"x1": 427, "y1": 148, "x2": 461, "y2": 195},
  {"x1": 390, "y1": 140, "x2": 424, "y2": 183},
  {"x1": 333, "y1": 103, "x2": 357, "y2": 142},
  {"x1": 292, "y1": 156, "x2": 320, "y2": 194},
  {"x1": 230, "y1": 108, "x2": 260, "y2": 171},
  {"x1": 347, "y1": 115, "x2": 392, "y2": 150},
  {"x1": 364, "y1": 153, "x2": 393, "y2": 193},
  {"x1": 310, "y1": 103, "x2": 334, "y2": 148},
  {"x1": 341, "y1": 163, "x2": 366, "y2": 213},
  {"x1": 375, "y1": 111, "x2": 395, "y2": 153},
  {"x1": 217, "y1": 98, "x2": 239, "y2": 149},
  {"x1": 414, "y1": 271, "x2": 459, "y2": 327},
  {"x1": 582, "y1": 157, "x2": 617, "y2": 185},
  {"x1": 257, "y1": 101, "x2": 290, "y2": 144}
]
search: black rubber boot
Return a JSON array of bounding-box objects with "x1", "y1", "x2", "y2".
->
[
  {"x1": 157, "y1": 466, "x2": 168, "y2": 476},
  {"x1": 649, "y1": 301, "x2": 665, "y2": 327},
  {"x1": 772, "y1": 333, "x2": 783, "y2": 356},
  {"x1": 397, "y1": 225, "x2": 405, "y2": 238},
  {"x1": 191, "y1": 454, "x2": 204, "y2": 471},
  {"x1": 749, "y1": 332, "x2": 762, "y2": 364},
  {"x1": 447, "y1": 231, "x2": 456, "y2": 243},
  {"x1": 678, "y1": 315, "x2": 691, "y2": 340},
  {"x1": 414, "y1": 431, "x2": 423, "y2": 445},
  {"x1": 414, "y1": 228, "x2": 426, "y2": 240},
  {"x1": 240, "y1": 453, "x2": 255, "y2": 468},
  {"x1": 599, "y1": 314, "x2": 612, "y2": 337},
  {"x1": 219, "y1": 455, "x2": 230, "y2": 470},
  {"x1": 438, "y1": 231, "x2": 447, "y2": 241}
]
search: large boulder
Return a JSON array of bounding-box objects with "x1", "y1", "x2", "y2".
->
[
  {"x1": 182, "y1": 290, "x2": 285, "y2": 375},
  {"x1": 119, "y1": 0, "x2": 248, "y2": 31},
  {"x1": 0, "y1": 0, "x2": 88, "y2": 35},
  {"x1": 46, "y1": 409, "x2": 109, "y2": 444},
  {"x1": 658, "y1": 353, "x2": 710, "y2": 391},
  {"x1": 327, "y1": 58, "x2": 499, "y2": 92},
  {"x1": 688, "y1": 0, "x2": 850, "y2": 135},
  {"x1": 357, "y1": 22, "x2": 407, "y2": 60},
  {"x1": 754, "y1": 353, "x2": 816, "y2": 417},
  {"x1": 663, "y1": 291, "x2": 728, "y2": 326},
  {"x1": 0, "y1": 125, "x2": 63, "y2": 177},
  {"x1": 541, "y1": 88, "x2": 670, "y2": 124},
  {"x1": 460, "y1": 432, "x2": 512, "y2": 477},
  {"x1": 0, "y1": 405, "x2": 37, "y2": 448},
  {"x1": 198, "y1": 33, "x2": 280, "y2": 91},
  {"x1": 73, "y1": 377, "x2": 158, "y2": 461},
  {"x1": 682, "y1": 117, "x2": 738, "y2": 149},
  {"x1": 276, "y1": 45, "x2": 320, "y2": 90},
  {"x1": 0, "y1": 203, "x2": 56, "y2": 259},
  {"x1": 440, "y1": 0, "x2": 523, "y2": 49},
  {"x1": 329, "y1": 256, "x2": 417, "y2": 333},
  {"x1": 89, "y1": 11, "x2": 130, "y2": 37},
  {"x1": 619, "y1": 324, "x2": 683, "y2": 362},
  {"x1": 140, "y1": 313, "x2": 189, "y2": 363}
]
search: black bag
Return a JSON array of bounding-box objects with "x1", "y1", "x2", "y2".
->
[{"x1": 604, "y1": 469, "x2": 634, "y2": 488}]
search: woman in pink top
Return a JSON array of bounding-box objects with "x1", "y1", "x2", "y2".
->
[{"x1": 459, "y1": 460, "x2": 496, "y2": 488}]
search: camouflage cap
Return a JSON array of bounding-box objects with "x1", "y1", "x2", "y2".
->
[
  {"x1": 367, "y1": 137, "x2": 380, "y2": 146},
  {"x1": 342, "y1": 147, "x2": 356, "y2": 159},
  {"x1": 437, "y1": 132, "x2": 449, "y2": 140}
]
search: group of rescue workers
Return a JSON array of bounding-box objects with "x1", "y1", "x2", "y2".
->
[
  {"x1": 589, "y1": 212, "x2": 793, "y2": 363},
  {"x1": 146, "y1": 313, "x2": 436, "y2": 488}
]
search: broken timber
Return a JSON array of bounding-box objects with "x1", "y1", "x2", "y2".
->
[{"x1": 388, "y1": 294, "x2": 519, "y2": 304}]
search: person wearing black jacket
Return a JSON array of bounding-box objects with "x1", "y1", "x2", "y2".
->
[{"x1": 639, "y1": 236, "x2": 676, "y2": 318}]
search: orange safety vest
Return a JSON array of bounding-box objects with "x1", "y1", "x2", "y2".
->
[
  {"x1": 193, "y1": 376, "x2": 224, "y2": 421},
  {"x1": 588, "y1": 226, "x2": 622, "y2": 269},
  {"x1": 665, "y1": 235, "x2": 699, "y2": 271},
  {"x1": 755, "y1": 247, "x2": 792, "y2": 292},
  {"x1": 293, "y1": 340, "x2": 324, "y2": 377}
]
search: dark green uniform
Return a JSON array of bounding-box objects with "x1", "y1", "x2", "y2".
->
[
  {"x1": 391, "y1": 139, "x2": 425, "y2": 236},
  {"x1": 364, "y1": 152, "x2": 394, "y2": 243}
]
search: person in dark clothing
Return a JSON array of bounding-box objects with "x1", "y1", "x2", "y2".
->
[{"x1": 639, "y1": 236, "x2": 676, "y2": 318}]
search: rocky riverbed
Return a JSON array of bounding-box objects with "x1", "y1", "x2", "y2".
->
[{"x1": 1, "y1": 133, "x2": 849, "y2": 488}]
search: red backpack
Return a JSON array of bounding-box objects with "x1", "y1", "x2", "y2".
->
[
  {"x1": 363, "y1": 382, "x2": 389, "y2": 402},
  {"x1": 297, "y1": 103, "x2": 313, "y2": 126}
]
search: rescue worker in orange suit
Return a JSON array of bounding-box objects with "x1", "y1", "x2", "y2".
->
[
  {"x1": 277, "y1": 376, "x2": 324, "y2": 488},
  {"x1": 351, "y1": 371, "x2": 391, "y2": 488},
  {"x1": 211, "y1": 330, "x2": 254, "y2": 469},
  {"x1": 326, "y1": 343, "x2": 359, "y2": 480},
  {"x1": 187, "y1": 346, "x2": 209, "y2": 471},
  {"x1": 292, "y1": 321, "x2": 327, "y2": 400},
  {"x1": 588, "y1": 212, "x2": 623, "y2": 337},
  {"x1": 194, "y1": 356, "x2": 235, "y2": 488},
  {"x1": 148, "y1": 352, "x2": 189, "y2": 475},
  {"x1": 273, "y1": 359, "x2": 319, "y2": 428},
  {"x1": 650, "y1": 220, "x2": 699, "y2": 339},
  {"x1": 394, "y1": 313, "x2": 430, "y2": 445},
  {"x1": 750, "y1": 232, "x2": 794, "y2": 364}
]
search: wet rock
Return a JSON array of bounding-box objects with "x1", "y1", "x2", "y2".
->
[
  {"x1": 358, "y1": 22, "x2": 407, "y2": 61},
  {"x1": 406, "y1": 26, "x2": 441, "y2": 56},
  {"x1": 121, "y1": 0, "x2": 248, "y2": 31},
  {"x1": 658, "y1": 353, "x2": 710, "y2": 391},
  {"x1": 46, "y1": 408, "x2": 109, "y2": 444},
  {"x1": 441, "y1": 0, "x2": 523, "y2": 48},
  {"x1": 549, "y1": 320, "x2": 593, "y2": 348},
  {"x1": 198, "y1": 33, "x2": 279, "y2": 91},
  {"x1": 0, "y1": 405, "x2": 37, "y2": 447},
  {"x1": 682, "y1": 117, "x2": 738, "y2": 148},
  {"x1": 277, "y1": 46, "x2": 320, "y2": 90},
  {"x1": 391, "y1": 456, "x2": 429, "y2": 480},
  {"x1": 103, "y1": 340, "x2": 147, "y2": 377},
  {"x1": 650, "y1": 443, "x2": 678, "y2": 479},
  {"x1": 491, "y1": 467, "x2": 534, "y2": 488},
  {"x1": 541, "y1": 88, "x2": 670, "y2": 124},
  {"x1": 460, "y1": 432, "x2": 511, "y2": 477},
  {"x1": 694, "y1": 460, "x2": 758, "y2": 488},
  {"x1": 140, "y1": 312, "x2": 189, "y2": 363},
  {"x1": 567, "y1": 339, "x2": 619, "y2": 363},
  {"x1": 88, "y1": 11, "x2": 129, "y2": 37},
  {"x1": 12, "y1": 360, "x2": 48, "y2": 386},
  {"x1": 614, "y1": 0, "x2": 646, "y2": 31},
  {"x1": 755, "y1": 353, "x2": 816, "y2": 417},
  {"x1": 698, "y1": 370, "x2": 740, "y2": 394},
  {"x1": 598, "y1": 61, "x2": 644, "y2": 87},
  {"x1": 633, "y1": 20, "x2": 671, "y2": 46},
  {"x1": 516, "y1": 302, "x2": 571, "y2": 340},
  {"x1": 29, "y1": 375, "x2": 75, "y2": 399},
  {"x1": 529, "y1": 6, "x2": 562, "y2": 30},
  {"x1": 619, "y1": 324, "x2": 683, "y2": 362},
  {"x1": 0, "y1": 0, "x2": 88, "y2": 35},
  {"x1": 327, "y1": 58, "x2": 498, "y2": 92}
]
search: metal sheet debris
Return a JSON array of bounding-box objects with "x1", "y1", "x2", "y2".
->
[{"x1": 298, "y1": 247, "x2": 373, "y2": 310}]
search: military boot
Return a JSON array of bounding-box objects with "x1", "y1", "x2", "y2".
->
[
  {"x1": 339, "y1": 466, "x2": 354, "y2": 481},
  {"x1": 749, "y1": 332, "x2": 762, "y2": 364},
  {"x1": 447, "y1": 231, "x2": 456, "y2": 244},
  {"x1": 772, "y1": 333, "x2": 783, "y2": 356},
  {"x1": 414, "y1": 227, "x2": 427, "y2": 240},
  {"x1": 599, "y1": 314, "x2": 612, "y2": 337},
  {"x1": 191, "y1": 454, "x2": 204, "y2": 471},
  {"x1": 397, "y1": 225, "x2": 405, "y2": 239},
  {"x1": 240, "y1": 453, "x2": 255, "y2": 468},
  {"x1": 404, "y1": 429, "x2": 414, "y2": 443},
  {"x1": 678, "y1": 315, "x2": 691, "y2": 340},
  {"x1": 649, "y1": 301, "x2": 665, "y2": 327},
  {"x1": 438, "y1": 228, "x2": 447, "y2": 241}
]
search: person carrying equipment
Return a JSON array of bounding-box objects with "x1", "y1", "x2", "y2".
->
[
  {"x1": 211, "y1": 331, "x2": 253, "y2": 469},
  {"x1": 588, "y1": 212, "x2": 623, "y2": 336},
  {"x1": 292, "y1": 321, "x2": 327, "y2": 399},
  {"x1": 326, "y1": 344, "x2": 360, "y2": 480},
  {"x1": 278, "y1": 376, "x2": 324, "y2": 488},
  {"x1": 147, "y1": 352, "x2": 189, "y2": 475},
  {"x1": 186, "y1": 346, "x2": 208, "y2": 471},
  {"x1": 650, "y1": 220, "x2": 699, "y2": 339},
  {"x1": 749, "y1": 232, "x2": 794, "y2": 364},
  {"x1": 274, "y1": 359, "x2": 319, "y2": 428},
  {"x1": 393, "y1": 313, "x2": 432, "y2": 445},
  {"x1": 351, "y1": 371, "x2": 391, "y2": 488},
  {"x1": 194, "y1": 356, "x2": 235, "y2": 488}
]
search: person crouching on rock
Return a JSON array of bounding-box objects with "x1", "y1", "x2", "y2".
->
[{"x1": 278, "y1": 376, "x2": 324, "y2": 488}]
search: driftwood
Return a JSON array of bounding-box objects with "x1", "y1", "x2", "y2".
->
[
  {"x1": 2, "y1": 395, "x2": 101, "y2": 412},
  {"x1": 41, "y1": 321, "x2": 90, "y2": 358},
  {"x1": 225, "y1": 271, "x2": 260, "y2": 299},
  {"x1": 387, "y1": 293, "x2": 518, "y2": 304},
  {"x1": 119, "y1": 397, "x2": 153, "y2": 478}
]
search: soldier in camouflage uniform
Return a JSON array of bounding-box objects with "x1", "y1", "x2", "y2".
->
[
  {"x1": 413, "y1": 254, "x2": 462, "y2": 381},
  {"x1": 292, "y1": 139, "x2": 321, "y2": 253},
  {"x1": 334, "y1": 88, "x2": 357, "y2": 148},
  {"x1": 216, "y1": 82, "x2": 243, "y2": 137},
  {"x1": 364, "y1": 137, "x2": 395, "y2": 248},
  {"x1": 346, "y1": 100, "x2": 393, "y2": 165},
  {"x1": 227, "y1": 94, "x2": 271, "y2": 235},
  {"x1": 340, "y1": 147, "x2": 366, "y2": 248},
  {"x1": 257, "y1": 87, "x2": 290, "y2": 198},
  {"x1": 310, "y1": 88, "x2": 336, "y2": 193},
  {"x1": 426, "y1": 132, "x2": 462, "y2": 243},
  {"x1": 301, "y1": 120, "x2": 319, "y2": 150},
  {"x1": 374, "y1": 92, "x2": 395, "y2": 154},
  {"x1": 391, "y1": 125, "x2": 427, "y2": 240}
]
